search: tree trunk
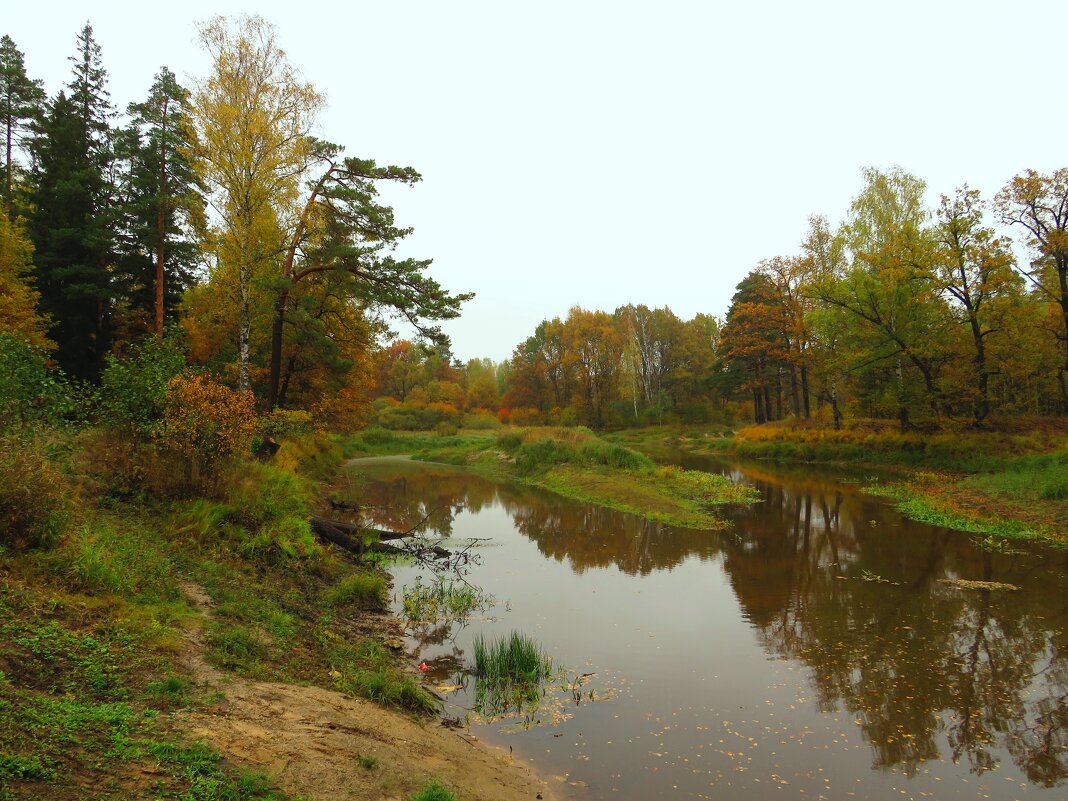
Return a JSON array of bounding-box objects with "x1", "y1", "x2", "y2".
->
[
  {"x1": 266, "y1": 287, "x2": 290, "y2": 408},
  {"x1": 800, "y1": 365, "x2": 811, "y2": 419},
  {"x1": 155, "y1": 104, "x2": 168, "y2": 338}
]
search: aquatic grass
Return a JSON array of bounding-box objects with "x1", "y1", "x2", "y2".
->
[
  {"x1": 473, "y1": 631, "x2": 553, "y2": 683},
  {"x1": 401, "y1": 577, "x2": 491, "y2": 624},
  {"x1": 471, "y1": 631, "x2": 557, "y2": 716}
]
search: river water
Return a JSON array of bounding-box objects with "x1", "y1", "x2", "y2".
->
[{"x1": 344, "y1": 455, "x2": 1068, "y2": 801}]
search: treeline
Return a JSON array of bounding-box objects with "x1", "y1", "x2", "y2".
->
[
  {"x1": 366, "y1": 167, "x2": 1068, "y2": 432},
  {"x1": 1, "y1": 17, "x2": 465, "y2": 428},
  {"x1": 720, "y1": 167, "x2": 1067, "y2": 429},
  {"x1": 366, "y1": 306, "x2": 721, "y2": 430}
]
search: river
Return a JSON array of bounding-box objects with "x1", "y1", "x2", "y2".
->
[{"x1": 343, "y1": 454, "x2": 1068, "y2": 800}]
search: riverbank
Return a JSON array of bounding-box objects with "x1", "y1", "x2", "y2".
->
[
  {"x1": 0, "y1": 432, "x2": 555, "y2": 801},
  {"x1": 610, "y1": 421, "x2": 1068, "y2": 547},
  {"x1": 342, "y1": 427, "x2": 760, "y2": 530}
]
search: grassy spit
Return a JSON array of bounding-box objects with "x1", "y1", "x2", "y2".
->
[
  {"x1": 344, "y1": 426, "x2": 759, "y2": 530},
  {"x1": 649, "y1": 419, "x2": 1068, "y2": 546}
]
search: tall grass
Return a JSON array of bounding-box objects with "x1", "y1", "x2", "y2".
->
[
  {"x1": 473, "y1": 631, "x2": 553, "y2": 682},
  {"x1": 471, "y1": 631, "x2": 556, "y2": 717},
  {"x1": 324, "y1": 573, "x2": 387, "y2": 608}
]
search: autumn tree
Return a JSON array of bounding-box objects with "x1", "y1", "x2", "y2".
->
[
  {"x1": 995, "y1": 168, "x2": 1068, "y2": 412},
  {"x1": 932, "y1": 187, "x2": 1021, "y2": 426},
  {"x1": 0, "y1": 208, "x2": 52, "y2": 348},
  {"x1": 815, "y1": 167, "x2": 952, "y2": 429},
  {"x1": 720, "y1": 271, "x2": 791, "y2": 423},
  {"x1": 192, "y1": 14, "x2": 322, "y2": 392}
]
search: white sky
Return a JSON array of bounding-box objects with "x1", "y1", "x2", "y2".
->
[{"x1": 7, "y1": 1, "x2": 1066, "y2": 362}]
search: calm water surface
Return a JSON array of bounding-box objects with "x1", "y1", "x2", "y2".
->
[{"x1": 344, "y1": 455, "x2": 1068, "y2": 801}]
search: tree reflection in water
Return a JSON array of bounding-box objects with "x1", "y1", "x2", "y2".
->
[{"x1": 347, "y1": 456, "x2": 1068, "y2": 786}]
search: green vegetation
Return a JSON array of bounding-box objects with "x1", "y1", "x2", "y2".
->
[
  {"x1": 401, "y1": 577, "x2": 491, "y2": 624},
  {"x1": 471, "y1": 631, "x2": 556, "y2": 717},
  {"x1": 326, "y1": 640, "x2": 438, "y2": 715},
  {"x1": 324, "y1": 573, "x2": 388, "y2": 609},
  {"x1": 411, "y1": 779, "x2": 458, "y2": 801},
  {"x1": 346, "y1": 426, "x2": 759, "y2": 530}
]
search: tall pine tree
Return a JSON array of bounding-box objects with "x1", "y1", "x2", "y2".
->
[
  {"x1": 29, "y1": 22, "x2": 116, "y2": 379},
  {"x1": 0, "y1": 35, "x2": 46, "y2": 213},
  {"x1": 115, "y1": 67, "x2": 205, "y2": 338}
]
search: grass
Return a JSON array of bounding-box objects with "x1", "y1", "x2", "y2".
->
[
  {"x1": 411, "y1": 779, "x2": 458, "y2": 801},
  {"x1": 0, "y1": 427, "x2": 446, "y2": 799},
  {"x1": 869, "y1": 478, "x2": 1062, "y2": 546},
  {"x1": 471, "y1": 631, "x2": 556, "y2": 717},
  {"x1": 323, "y1": 573, "x2": 387, "y2": 609},
  {"x1": 326, "y1": 639, "x2": 439, "y2": 715}
]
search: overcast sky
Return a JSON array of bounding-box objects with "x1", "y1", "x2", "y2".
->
[{"x1": 7, "y1": 1, "x2": 1066, "y2": 362}]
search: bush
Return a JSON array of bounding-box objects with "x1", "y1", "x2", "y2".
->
[
  {"x1": 434, "y1": 421, "x2": 459, "y2": 437},
  {"x1": 463, "y1": 411, "x2": 502, "y2": 430},
  {"x1": 158, "y1": 372, "x2": 258, "y2": 482},
  {"x1": 0, "y1": 333, "x2": 71, "y2": 432},
  {"x1": 0, "y1": 436, "x2": 70, "y2": 549},
  {"x1": 221, "y1": 462, "x2": 321, "y2": 561},
  {"x1": 98, "y1": 333, "x2": 185, "y2": 435}
]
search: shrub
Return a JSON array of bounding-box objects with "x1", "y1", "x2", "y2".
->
[
  {"x1": 0, "y1": 333, "x2": 71, "y2": 432},
  {"x1": 0, "y1": 436, "x2": 70, "y2": 549},
  {"x1": 463, "y1": 411, "x2": 502, "y2": 430},
  {"x1": 221, "y1": 462, "x2": 321, "y2": 561},
  {"x1": 98, "y1": 333, "x2": 185, "y2": 435},
  {"x1": 434, "y1": 421, "x2": 459, "y2": 437},
  {"x1": 158, "y1": 372, "x2": 258, "y2": 482}
]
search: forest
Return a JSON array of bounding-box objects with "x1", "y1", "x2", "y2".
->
[{"x1": 3, "y1": 20, "x2": 1067, "y2": 441}]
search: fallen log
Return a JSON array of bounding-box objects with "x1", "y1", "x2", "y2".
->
[
  {"x1": 310, "y1": 517, "x2": 451, "y2": 561},
  {"x1": 311, "y1": 516, "x2": 410, "y2": 541}
]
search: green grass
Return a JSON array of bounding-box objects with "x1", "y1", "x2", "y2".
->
[
  {"x1": 869, "y1": 482, "x2": 1056, "y2": 543},
  {"x1": 411, "y1": 779, "x2": 458, "y2": 801},
  {"x1": 962, "y1": 450, "x2": 1068, "y2": 501},
  {"x1": 206, "y1": 623, "x2": 268, "y2": 675},
  {"x1": 470, "y1": 631, "x2": 557, "y2": 717},
  {"x1": 326, "y1": 639, "x2": 438, "y2": 715},
  {"x1": 473, "y1": 631, "x2": 554, "y2": 683},
  {"x1": 323, "y1": 573, "x2": 387, "y2": 608}
]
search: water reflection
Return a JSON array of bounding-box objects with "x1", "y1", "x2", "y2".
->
[{"x1": 347, "y1": 456, "x2": 1068, "y2": 789}]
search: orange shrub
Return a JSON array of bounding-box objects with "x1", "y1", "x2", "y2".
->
[{"x1": 159, "y1": 372, "x2": 258, "y2": 481}]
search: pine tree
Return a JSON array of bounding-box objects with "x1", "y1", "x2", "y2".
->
[
  {"x1": 28, "y1": 23, "x2": 116, "y2": 379},
  {"x1": 0, "y1": 35, "x2": 46, "y2": 212},
  {"x1": 116, "y1": 67, "x2": 205, "y2": 337}
]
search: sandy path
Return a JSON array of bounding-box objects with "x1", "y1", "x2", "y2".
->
[{"x1": 174, "y1": 581, "x2": 558, "y2": 801}]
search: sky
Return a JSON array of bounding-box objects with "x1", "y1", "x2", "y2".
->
[{"x1": 6, "y1": 1, "x2": 1067, "y2": 362}]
